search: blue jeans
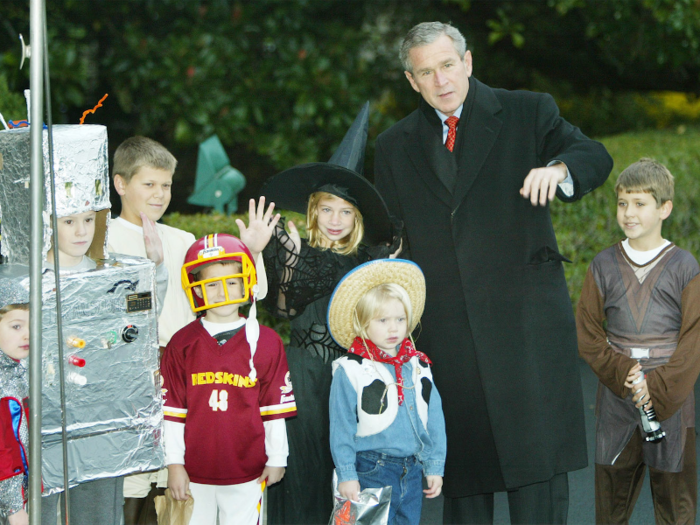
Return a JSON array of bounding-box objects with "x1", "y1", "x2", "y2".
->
[{"x1": 356, "y1": 451, "x2": 423, "y2": 525}]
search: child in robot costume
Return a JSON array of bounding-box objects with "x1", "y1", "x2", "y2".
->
[
  {"x1": 255, "y1": 103, "x2": 402, "y2": 525},
  {"x1": 161, "y1": 233, "x2": 297, "y2": 525},
  {"x1": 41, "y1": 149, "x2": 166, "y2": 525},
  {"x1": 327, "y1": 259, "x2": 446, "y2": 525},
  {"x1": 0, "y1": 278, "x2": 30, "y2": 525}
]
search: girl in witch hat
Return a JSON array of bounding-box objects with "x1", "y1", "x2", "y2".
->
[
  {"x1": 327, "y1": 259, "x2": 446, "y2": 525},
  {"x1": 238, "y1": 102, "x2": 402, "y2": 524}
]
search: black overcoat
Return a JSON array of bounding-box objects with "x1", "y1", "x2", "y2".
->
[{"x1": 374, "y1": 78, "x2": 613, "y2": 497}]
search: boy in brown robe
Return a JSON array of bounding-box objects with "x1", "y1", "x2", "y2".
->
[{"x1": 577, "y1": 158, "x2": 700, "y2": 524}]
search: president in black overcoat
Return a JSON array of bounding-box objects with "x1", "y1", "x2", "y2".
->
[{"x1": 374, "y1": 22, "x2": 613, "y2": 524}]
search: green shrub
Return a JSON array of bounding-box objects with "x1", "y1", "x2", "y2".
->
[
  {"x1": 531, "y1": 75, "x2": 700, "y2": 137},
  {"x1": 162, "y1": 211, "x2": 307, "y2": 240},
  {"x1": 0, "y1": 73, "x2": 26, "y2": 124}
]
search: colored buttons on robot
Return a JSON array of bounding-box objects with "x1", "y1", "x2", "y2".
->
[
  {"x1": 67, "y1": 336, "x2": 86, "y2": 348},
  {"x1": 121, "y1": 325, "x2": 139, "y2": 343},
  {"x1": 68, "y1": 355, "x2": 86, "y2": 367}
]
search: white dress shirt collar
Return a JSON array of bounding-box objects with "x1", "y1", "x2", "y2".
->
[{"x1": 436, "y1": 105, "x2": 464, "y2": 144}]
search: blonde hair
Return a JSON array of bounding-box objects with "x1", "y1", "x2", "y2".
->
[
  {"x1": 306, "y1": 192, "x2": 364, "y2": 256},
  {"x1": 615, "y1": 158, "x2": 674, "y2": 207},
  {"x1": 0, "y1": 304, "x2": 29, "y2": 320},
  {"x1": 353, "y1": 283, "x2": 414, "y2": 341},
  {"x1": 113, "y1": 136, "x2": 177, "y2": 184}
]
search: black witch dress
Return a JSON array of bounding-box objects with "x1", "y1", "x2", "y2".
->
[{"x1": 263, "y1": 224, "x2": 371, "y2": 525}]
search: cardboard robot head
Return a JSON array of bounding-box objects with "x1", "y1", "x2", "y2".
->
[{"x1": 0, "y1": 124, "x2": 111, "y2": 264}]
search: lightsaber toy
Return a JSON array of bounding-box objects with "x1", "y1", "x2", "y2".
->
[{"x1": 631, "y1": 371, "x2": 665, "y2": 443}]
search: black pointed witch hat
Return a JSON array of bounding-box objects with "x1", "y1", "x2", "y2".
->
[{"x1": 260, "y1": 102, "x2": 392, "y2": 245}]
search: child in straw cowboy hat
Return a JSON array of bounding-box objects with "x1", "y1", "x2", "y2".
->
[{"x1": 327, "y1": 259, "x2": 446, "y2": 525}]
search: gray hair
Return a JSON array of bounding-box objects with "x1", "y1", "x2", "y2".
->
[{"x1": 400, "y1": 22, "x2": 467, "y2": 73}]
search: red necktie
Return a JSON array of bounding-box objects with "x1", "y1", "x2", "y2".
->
[{"x1": 445, "y1": 116, "x2": 459, "y2": 152}]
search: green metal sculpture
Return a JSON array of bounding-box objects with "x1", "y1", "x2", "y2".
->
[{"x1": 188, "y1": 135, "x2": 246, "y2": 214}]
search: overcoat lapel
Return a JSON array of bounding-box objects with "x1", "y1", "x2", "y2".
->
[
  {"x1": 403, "y1": 111, "x2": 454, "y2": 207},
  {"x1": 452, "y1": 79, "x2": 503, "y2": 207}
]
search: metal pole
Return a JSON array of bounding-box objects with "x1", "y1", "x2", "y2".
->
[
  {"x1": 28, "y1": 0, "x2": 45, "y2": 523},
  {"x1": 42, "y1": 4, "x2": 72, "y2": 519}
]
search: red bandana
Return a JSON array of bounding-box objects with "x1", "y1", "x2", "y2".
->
[{"x1": 347, "y1": 337, "x2": 432, "y2": 405}]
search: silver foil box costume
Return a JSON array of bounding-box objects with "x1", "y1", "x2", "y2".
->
[{"x1": 0, "y1": 125, "x2": 163, "y2": 493}]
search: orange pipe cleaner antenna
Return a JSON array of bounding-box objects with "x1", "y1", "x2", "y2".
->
[{"x1": 79, "y1": 93, "x2": 109, "y2": 125}]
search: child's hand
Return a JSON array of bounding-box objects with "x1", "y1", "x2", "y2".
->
[
  {"x1": 8, "y1": 509, "x2": 28, "y2": 525},
  {"x1": 236, "y1": 198, "x2": 281, "y2": 258},
  {"x1": 167, "y1": 464, "x2": 191, "y2": 501},
  {"x1": 338, "y1": 480, "x2": 361, "y2": 502},
  {"x1": 258, "y1": 466, "x2": 285, "y2": 486},
  {"x1": 424, "y1": 475, "x2": 443, "y2": 498},
  {"x1": 624, "y1": 364, "x2": 652, "y2": 409},
  {"x1": 624, "y1": 362, "x2": 642, "y2": 386},
  {"x1": 140, "y1": 212, "x2": 164, "y2": 267},
  {"x1": 389, "y1": 238, "x2": 403, "y2": 259}
]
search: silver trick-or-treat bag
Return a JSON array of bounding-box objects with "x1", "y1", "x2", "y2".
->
[
  {"x1": 0, "y1": 125, "x2": 163, "y2": 494},
  {"x1": 329, "y1": 470, "x2": 391, "y2": 525}
]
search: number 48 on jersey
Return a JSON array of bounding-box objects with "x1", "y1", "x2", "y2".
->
[{"x1": 209, "y1": 389, "x2": 229, "y2": 411}]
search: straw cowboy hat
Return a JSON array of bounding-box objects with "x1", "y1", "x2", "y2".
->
[{"x1": 327, "y1": 259, "x2": 426, "y2": 349}]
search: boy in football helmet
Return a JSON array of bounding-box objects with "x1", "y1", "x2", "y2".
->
[{"x1": 162, "y1": 234, "x2": 296, "y2": 525}]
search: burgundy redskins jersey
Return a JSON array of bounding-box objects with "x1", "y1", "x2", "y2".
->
[{"x1": 162, "y1": 320, "x2": 297, "y2": 485}]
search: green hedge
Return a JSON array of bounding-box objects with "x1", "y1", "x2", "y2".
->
[
  {"x1": 162, "y1": 125, "x2": 700, "y2": 335},
  {"x1": 0, "y1": 73, "x2": 26, "y2": 123},
  {"x1": 162, "y1": 211, "x2": 307, "y2": 241}
]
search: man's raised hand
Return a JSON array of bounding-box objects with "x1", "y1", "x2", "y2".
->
[{"x1": 520, "y1": 163, "x2": 568, "y2": 206}]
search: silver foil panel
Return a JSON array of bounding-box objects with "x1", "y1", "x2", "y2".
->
[
  {"x1": 0, "y1": 264, "x2": 30, "y2": 309},
  {"x1": 0, "y1": 254, "x2": 163, "y2": 493},
  {"x1": 0, "y1": 125, "x2": 111, "y2": 264}
]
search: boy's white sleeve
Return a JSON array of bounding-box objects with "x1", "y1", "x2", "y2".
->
[
  {"x1": 163, "y1": 420, "x2": 186, "y2": 465},
  {"x1": 155, "y1": 262, "x2": 169, "y2": 316},
  {"x1": 255, "y1": 252, "x2": 268, "y2": 301},
  {"x1": 263, "y1": 419, "x2": 288, "y2": 467}
]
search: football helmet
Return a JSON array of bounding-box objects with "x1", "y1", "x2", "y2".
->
[{"x1": 181, "y1": 233, "x2": 257, "y2": 313}]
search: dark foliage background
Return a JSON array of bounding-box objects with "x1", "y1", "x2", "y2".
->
[{"x1": 3, "y1": 0, "x2": 700, "y2": 213}]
